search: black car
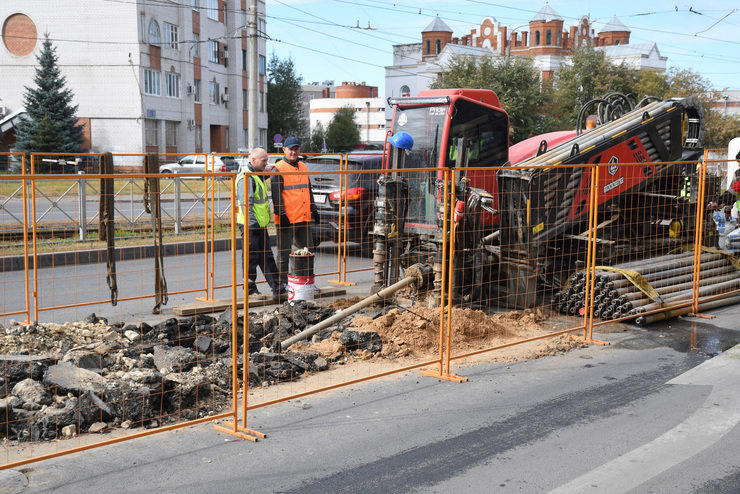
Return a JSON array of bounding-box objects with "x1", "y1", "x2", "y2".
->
[{"x1": 305, "y1": 152, "x2": 384, "y2": 253}]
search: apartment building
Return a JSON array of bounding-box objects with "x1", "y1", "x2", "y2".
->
[{"x1": 0, "y1": 0, "x2": 267, "y2": 154}]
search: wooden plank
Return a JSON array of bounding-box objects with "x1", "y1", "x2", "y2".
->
[{"x1": 172, "y1": 286, "x2": 347, "y2": 316}]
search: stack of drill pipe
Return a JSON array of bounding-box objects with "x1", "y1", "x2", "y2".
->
[
  {"x1": 551, "y1": 250, "x2": 740, "y2": 323},
  {"x1": 516, "y1": 101, "x2": 673, "y2": 170}
]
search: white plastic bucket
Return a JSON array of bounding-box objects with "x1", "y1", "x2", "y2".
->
[{"x1": 287, "y1": 274, "x2": 315, "y2": 301}]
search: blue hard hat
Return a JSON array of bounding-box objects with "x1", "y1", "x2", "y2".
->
[{"x1": 388, "y1": 131, "x2": 414, "y2": 150}]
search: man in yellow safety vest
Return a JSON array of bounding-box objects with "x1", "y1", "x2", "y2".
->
[{"x1": 236, "y1": 147, "x2": 283, "y2": 296}]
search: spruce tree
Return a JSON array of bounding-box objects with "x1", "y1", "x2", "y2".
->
[
  {"x1": 13, "y1": 34, "x2": 85, "y2": 158},
  {"x1": 325, "y1": 107, "x2": 360, "y2": 152},
  {"x1": 31, "y1": 114, "x2": 63, "y2": 153}
]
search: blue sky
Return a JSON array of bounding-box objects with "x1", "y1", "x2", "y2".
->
[{"x1": 264, "y1": 0, "x2": 739, "y2": 94}]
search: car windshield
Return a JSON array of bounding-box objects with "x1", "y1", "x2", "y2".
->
[
  {"x1": 392, "y1": 105, "x2": 446, "y2": 170},
  {"x1": 391, "y1": 105, "x2": 447, "y2": 226},
  {"x1": 305, "y1": 156, "x2": 367, "y2": 190}
]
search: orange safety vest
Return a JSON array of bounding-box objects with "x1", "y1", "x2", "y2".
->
[{"x1": 274, "y1": 159, "x2": 312, "y2": 224}]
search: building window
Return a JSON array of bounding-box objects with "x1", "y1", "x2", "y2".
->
[
  {"x1": 400, "y1": 85, "x2": 410, "y2": 97},
  {"x1": 193, "y1": 79, "x2": 201, "y2": 102},
  {"x1": 259, "y1": 18, "x2": 266, "y2": 35},
  {"x1": 164, "y1": 22, "x2": 179, "y2": 49},
  {"x1": 615, "y1": 40, "x2": 620, "y2": 45},
  {"x1": 556, "y1": 32, "x2": 561, "y2": 46},
  {"x1": 144, "y1": 119, "x2": 159, "y2": 147},
  {"x1": 148, "y1": 20, "x2": 161, "y2": 46},
  {"x1": 165, "y1": 121, "x2": 178, "y2": 147},
  {"x1": 259, "y1": 129, "x2": 267, "y2": 147},
  {"x1": 195, "y1": 125, "x2": 202, "y2": 150},
  {"x1": 192, "y1": 33, "x2": 200, "y2": 57},
  {"x1": 535, "y1": 31, "x2": 540, "y2": 46},
  {"x1": 435, "y1": 39, "x2": 441, "y2": 54},
  {"x1": 260, "y1": 91, "x2": 264, "y2": 112},
  {"x1": 208, "y1": 40, "x2": 219, "y2": 63},
  {"x1": 243, "y1": 89, "x2": 247, "y2": 109},
  {"x1": 546, "y1": 30, "x2": 552, "y2": 46},
  {"x1": 242, "y1": 49, "x2": 247, "y2": 71},
  {"x1": 140, "y1": 14, "x2": 146, "y2": 42},
  {"x1": 207, "y1": 0, "x2": 218, "y2": 20},
  {"x1": 258, "y1": 55, "x2": 266, "y2": 75},
  {"x1": 165, "y1": 72, "x2": 180, "y2": 98},
  {"x1": 192, "y1": 0, "x2": 198, "y2": 9},
  {"x1": 209, "y1": 81, "x2": 220, "y2": 104},
  {"x1": 143, "y1": 69, "x2": 161, "y2": 95},
  {"x1": 426, "y1": 40, "x2": 430, "y2": 54}
]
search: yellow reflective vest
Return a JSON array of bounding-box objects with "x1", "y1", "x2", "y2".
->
[{"x1": 235, "y1": 168, "x2": 270, "y2": 228}]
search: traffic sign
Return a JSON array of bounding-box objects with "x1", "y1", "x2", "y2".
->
[{"x1": 273, "y1": 133, "x2": 283, "y2": 143}]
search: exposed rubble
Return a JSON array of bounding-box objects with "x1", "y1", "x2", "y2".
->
[{"x1": 0, "y1": 299, "x2": 583, "y2": 443}]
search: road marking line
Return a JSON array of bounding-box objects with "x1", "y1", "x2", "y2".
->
[{"x1": 550, "y1": 344, "x2": 740, "y2": 493}]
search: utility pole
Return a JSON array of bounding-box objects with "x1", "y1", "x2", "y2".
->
[{"x1": 248, "y1": 0, "x2": 259, "y2": 150}]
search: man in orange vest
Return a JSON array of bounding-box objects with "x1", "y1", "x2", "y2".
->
[{"x1": 271, "y1": 136, "x2": 318, "y2": 288}]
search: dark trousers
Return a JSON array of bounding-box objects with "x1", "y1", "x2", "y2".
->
[
  {"x1": 239, "y1": 224, "x2": 281, "y2": 294},
  {"x1": 277, "y1": 221, "x2": 312, "y2": 286}
]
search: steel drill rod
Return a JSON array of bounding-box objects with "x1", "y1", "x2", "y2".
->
[
  {"x1": 604, "y1": 258, "x2": 731, "y2": 289},
  {"x1": 614, "y1": 271, "x2": 740, "y2": 305},
  {"x1": 636, "y1": 277, "x2": 740, "y2": 314},
  {"x1": 280, "y1": 275, "x2": 417, "y2": 349},
  {"x1": 610, "y1": 265, "x2": 736, "y2": 300},
  {"x1": 595, "y1": 252, "x2": 725, "y2": 281},
  {"x1": 520, "y1": 101, "x2": 669, "y2": 166},
  {"x1": 635, "y1": 294, "x2": 740, "y2": 326}
]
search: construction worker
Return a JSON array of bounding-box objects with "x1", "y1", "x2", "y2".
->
[
  {"x1": 235, "y1": 147, "x2": 283, "y2": 296},
  {"x1": 270, "y1": 137, "x2": 319, "y2": 287},
  {"x1": 448, "y1": 131, "x2": 481, "y2": 165}
]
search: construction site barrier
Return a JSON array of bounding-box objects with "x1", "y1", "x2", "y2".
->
[{"x1": 0, "y1": 152, "x2": 738, "y2": 467}]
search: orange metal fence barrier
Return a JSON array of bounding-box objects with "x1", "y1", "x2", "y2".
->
[{"x1": 2, "y1": 152, "x2": 739, "y2": 467}]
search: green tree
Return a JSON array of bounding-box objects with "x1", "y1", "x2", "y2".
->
[
  {"x1": 308, "y1": 122, "x2": 327, "y2": 153},
  {"x1": 634, "y1": 67, "x2": 740, "y2": 149},
  {"x1": 551, "y1": 44, "x2": 638, "y2": 128},
  {"x1": 31, "y1": 114, "x2": 63, "y2": 152},
  {"x1": 13, "y1": 34, "x2": 85, "y2": 158},
  {"x1": 325, "y1": 107, "x2": 360, "y2": 152},
  {"x1": 432, "y1": 55, "x2": 549, "y2": 143},
  {"x1": 266, "y1": 53, "x2": 303, "y2": 144}
]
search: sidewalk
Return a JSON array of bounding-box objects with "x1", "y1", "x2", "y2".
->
[{"x1": 0, "y1": 234, "x2": 277, "y2": 272}]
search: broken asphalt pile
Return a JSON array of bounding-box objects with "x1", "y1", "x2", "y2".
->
[{"x1": 0, "y1": 301, "x2": 387, "y2": 443}]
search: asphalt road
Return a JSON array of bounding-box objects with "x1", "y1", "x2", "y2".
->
[
  {"x1": 2, "y1": 310, "x2": 739, "y2": 493},
  {"x1": 0, "y1": 243, "x2": 373, "y2": 326}
]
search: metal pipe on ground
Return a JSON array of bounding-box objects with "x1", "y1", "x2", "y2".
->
[
  {"x1": 280, "y1": 264, "x2": 432, "y2": 350},
  {"x1": 605, "y1": 258, "x2": 731, "y2": 289},
  {"x1": 635, "y1": 294, "x2": 740, "y2": 326}
]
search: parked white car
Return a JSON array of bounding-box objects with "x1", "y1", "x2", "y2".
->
[{"x1": 159, "y1": 154, "x2": 237, "y2": 177}]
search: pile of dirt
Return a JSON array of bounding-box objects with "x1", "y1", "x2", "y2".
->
[
  {"x1": 299, "y1": 306, "x2": 553, "y2": 359},
  {"x1": 327, "y1": 296, "x2": 365, "y2": 310}
]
